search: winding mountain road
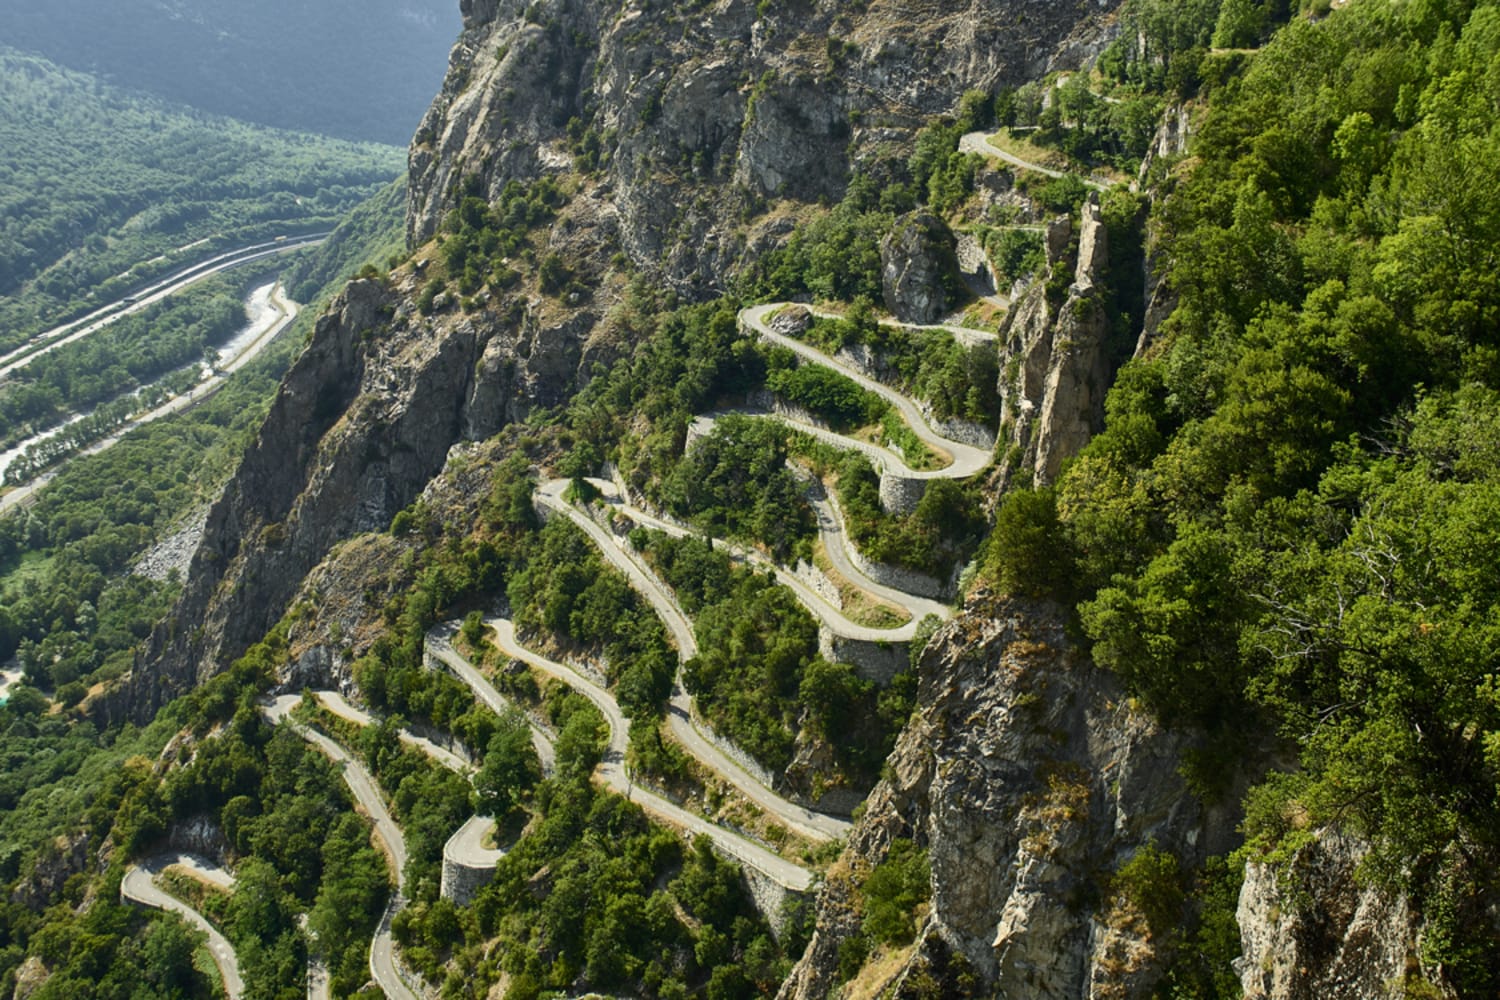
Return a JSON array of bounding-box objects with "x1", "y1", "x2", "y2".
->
[
  {"x1": 121, "y1": 853, "x2": 242, "y2": 999},
  {"x1": 299, "y1": 672, "x2": 546, "y2": 884},
  {"x1": 957, "y1": 131, "x2": 1109, "y2": 191},
  {"x1": 534, "y1": 478, "x2": 853, "y2": 843},
  {"x1": 482, "y1": 619, "x2": 817, "y2": 889},
  {"x1": 0, "y1": 237, "x2": 325, "y2": 380},
  {"x1": 741, "y1": 303, "x2": 993, "y2": 481},
  {"x1": 788, "y1": 301, "x2": 1000, "y2": 347},
  {"x1": 424, "y1": 626, "x2": 816, "y2": 888},
  {"x1": 314, "y1": 689, "x2": 470, "y2": 773},
  {"x1": 259, "y1": 696, "x2": 419, "y2": 1000},
  {"x1": 587, "y1": 473, "x2": 948, "y2": 640}
]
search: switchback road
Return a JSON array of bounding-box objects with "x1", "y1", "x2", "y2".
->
[{"x1": 121, "y1": 853, "x2": 243, "y2": 999}]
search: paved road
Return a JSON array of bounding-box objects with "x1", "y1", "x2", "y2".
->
[
  {"x1": 483, "y1": 619, "x2": 817, "y2": 889},
  {"x1": 425, "y1": 628, "x2": 557, "y2": 774},
  {"x1": 314, "y1": 690, "x2": 471, "y2": 774},
  {"x1": 302, "y1": 683, "x2": 519, "y2": 885},
  {"x1": 785, "y1": 300, "x2": 1000, "y2": 347},
  {"x1": 0, "y1": 236, "x2": 324, "y2": 379},
  {"x1": 431, "y1": 627, "x2": 816, "y2": 888},
  {"x1": 0, "y1": 282, "x2": 301, "y2": 515},
  {"x1": 259, "y1": 697, "x2": 419, "y2": 1000},
  {"x1": 534, "y1": 479, "x2": 853, "y2": 843},
  {"x1": 121, "y1": 854, "x2": 243, "y2": 999},
  {"x1": 588, "y1": 474, "x2": 948, "y2": 640},
  {"x1": 958, "y1": 131, "x2": 1109, "y2": 191},
  {"x1": 445, "y1": 813, "x2": 509, "y2": 871},
  {"x1": 741, "y1": 304, "x2": 993, "y2": 482}
]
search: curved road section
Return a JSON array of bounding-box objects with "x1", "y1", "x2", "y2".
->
[
  {"x1": 586, "y1": 474, "x2": 949, "y2": 641},
  {"x1": 121, "y1": 853, "x2": 243, "y2": 999},
  {"x1": 957, "y1": 131, "x2": 1110, "y2": 191},
  {"x1": 260, "y1": 697, "x2": 419, "y2": 1000},
  {"x1": 741, "y1": 303, "x2": 993, "y2": 482},
  {"x1": 534, "y1": 479, "x2": 852, "y2": 843},
  {"x1": 472, "y1": 619, "x2": 815, "y2": 890},
  {"x1": 302, "y1": 680, "x2": 531, "y2": 893},
  {"x1": 432, "y1": 629, "x2": 816, "y2": 888}
]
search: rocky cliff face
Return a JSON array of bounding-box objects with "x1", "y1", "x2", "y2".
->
[
  {"x1": 994, "y1": 193, "x2": 1122, "y2": 489},
  {"x1": 410, "y1": 0, "x2": 1120, "y2": 294},
  {"x1": 109, "y1": 256, "x2": 592, "y2": 720},
  {"x1": 781, "y1": 591, "x2": 1245, "y2": 1000},
  {"x1": 1236, "y1": 830, "x2": 1456, "y2": 1000},
  {"x1": 113, "y1": 0, "x2": 1122, "y2": 721}
]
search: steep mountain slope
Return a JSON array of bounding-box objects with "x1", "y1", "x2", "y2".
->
[
  {"x1": 76, "y1": 0, "x2": 1500, "y2": 995},
  {"x1": 116, "y1": 0, "x2": 1122, "y2": 721}
]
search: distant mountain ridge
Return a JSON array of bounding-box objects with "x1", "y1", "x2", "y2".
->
[{"x1": 0, "y1": 0, "x2": 461, "y2": 144}]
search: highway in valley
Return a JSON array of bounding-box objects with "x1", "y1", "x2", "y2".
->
[
  {"x1": 0, "y1": 280, "x2": 301, "y2": 514},
  {"x1": 0, "y1": 234, "x2": 326, "y2": 379}
]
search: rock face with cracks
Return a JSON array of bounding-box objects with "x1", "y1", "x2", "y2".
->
[
  {"x1": 1236, "y1": 830, "x2": 1450, "y2": 1000},
  {"x1": 409, "y1": 0, "x2": 1121, "y2": 295},
  {"x1": 107, "y1": 0, "x2": 1122, "y2": 724},
  {"x1": 881, "y1": 212, "x2": 959, "y2": 324},
  {"x1": 780, "y1": 593, "x2": 1243, "y2": 999},
  {"x1": 996, "y1": 192, "x2": 1121, "y2": 488}
]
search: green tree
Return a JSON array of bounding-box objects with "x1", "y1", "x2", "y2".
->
[{"x1": 475, "y1": 708, "x2": 542, "y2": 817}]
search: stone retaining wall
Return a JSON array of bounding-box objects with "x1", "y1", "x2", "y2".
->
[
  {"x1": 740, "y1": 865, "x2": 803, "y2": 940},
  {"x1": 841, "y1": 533, "x2": 952, "y2": 602},
  {"x1": 876, "y1": 473, "x2": 927, "y2": 516},
  {"x1": 792, "y1": 558, "x2": 843, "y2": 609},
  {"x1": 818, "y1": 629, "x2": 909, "y2": 685},
  {"x1": 440, "y1": 851, "x2": 495, "y2": 905},
  {"x1": 687, "y1": 703, "x2": 780, "y2": 791}
]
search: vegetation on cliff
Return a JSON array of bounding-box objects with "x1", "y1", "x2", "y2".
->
[{"x1": 989, "y1": 0, "x2": 1500, "y2": 991}]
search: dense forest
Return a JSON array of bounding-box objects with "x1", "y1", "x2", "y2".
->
[
  {"x1": 988, "y1": 0, "x2": 1500, "y2": 990},
  {"x1": 0, "y1": 46, "x2": 404, "y2": 350},
  {"x1": 0, "y1": 0, "x2": 458, "y2": 144}
]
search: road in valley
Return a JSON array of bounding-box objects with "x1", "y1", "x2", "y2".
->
[
  {"x1": 0, "y1": 281, "x2": 300, "y2": 515},
  {"x1": 0, "y1": 235, "x2": 325, "y2": 378},
  {"x1": 259, "y1": 696, "x2": 419, "y2": 1000}
]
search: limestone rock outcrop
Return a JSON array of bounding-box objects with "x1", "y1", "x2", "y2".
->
[
  {"x1": 108, "y1": 264, "x2": 590, "y2": 720},
  {"x1": 1236, "y1": 830, "x2": 1451, "y2": 1000},
  {"x1": 881, "y1": 212, "x2": 959, "y2": 324},
  {"x1": 408, "y1": 0, "x2": 1122, "y2": 295},
  {"x1": 780, "y1": 592, "x2": 1242, "y2": 1000},
  {"x1": 995, "y1": 192, "x2": 1123, "y2": 488}
]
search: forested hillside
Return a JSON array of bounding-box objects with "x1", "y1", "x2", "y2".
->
[
  {"x1": 3, "y1": 0, "x2": 1500, "y2": 996},
  {"x1": 0, "y1": 46, "x2": 404, "y2": 351},
  {"x1": 0, "y1": 0, "x2": 459, "y2": 144}
]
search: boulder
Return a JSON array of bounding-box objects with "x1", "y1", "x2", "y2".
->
[{"x1": 880, "y1": 212, "x2": 959, "y2": 324}]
